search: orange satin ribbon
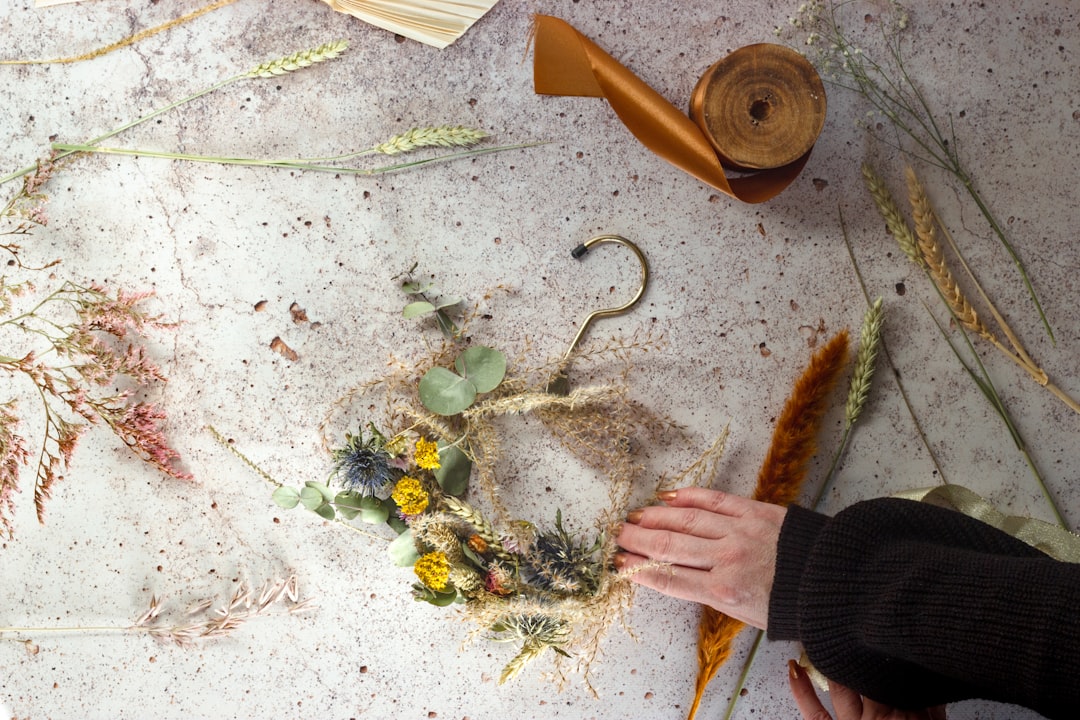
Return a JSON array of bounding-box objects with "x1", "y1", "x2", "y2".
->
[{"x1": 531, "y1": 15, "x2": 821, "y2": 203}]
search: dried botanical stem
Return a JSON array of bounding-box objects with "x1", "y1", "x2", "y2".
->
[
  {"x1": 862, "y1": 164, "x2": 921, "y2": 265},
  {"x1": 811, "y1": 3, "x2": 1054, "y2": 341},
  {"x1": 907, "y1": 169, "x2": 1080, "y2": 417},
  {"x1": 1, "y1": 577, "x2": 314, "y2": 644},
  {"x1": 934, "y1": 218, "x2": 1044, "y2": 379},
  {"x1": 868, "y1": 165, "x2": 1079, "y2": 415},
  {"x1": 50, "y1": 142, "x2": 540, "y2": 177},
  {"x1": 442, "y1": 496, "x2": 514, "y2": 564},
  {"x1": 844, "y1": 297, "x2": 884, "y2": 429},
  {"x1": 242, "y1": 40, "x2": 350, "y2": 79},
  {"x1": 0, "y1": 0, "x2": 239, "y2": 66},
  {"x1": 373, "y1": 126, "x2": 490, "y2": 155},
  {"x1": 905, "y1": 166, "x2": 991, "y2": 339},
  {"x1": 1, "y1": 40, "x2": 350, "y2": 186}
]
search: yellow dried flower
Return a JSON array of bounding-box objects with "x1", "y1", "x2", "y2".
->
[
  {"x1": 414, "y1": 551, "x2": 450, "y2": 592},
  {"x1": 391, "y1": 476, "x2": 429, "y2": 515},
  {"x1": 414, "y1": 438, "x2": 441, "y2": 470}
]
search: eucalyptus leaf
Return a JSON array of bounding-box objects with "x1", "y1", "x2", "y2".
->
[
  {"x1": 403, "y1": 301, "x2": 436, "y2": 319},
  {"x1": 419, "y1": 366, "x2": 477, "y2": 415},
  {"x1": 334, "y1": 491, "x2": 363, "y2": 520},
  {"x1": 359, "y1": 502, "x2": 390, "y2": 525},
  {"x1": 433, "y1": 443, "x2": 471, "y2": 496},
  {"x1": 313, "y1": 502, "x2": 336, "y2": 521},
  {"x1": 434, "y1": 297, "x2": 462, "y2": 310},
  {"x1": 300, "y1": 485, "x2": 326, "y2": 511},
  {"x1": 386, "y1": 512, "x2": 408, "y2": 535},
  {"x1": 434, "y1": 310, "x2": 460, "y2": 340},
  {"x1": 400, "y1": 281, "x2": 433, "y2": 295},
  {"x1": 358, "y1": 496, "x2": 383, "y2": 510},
  {"x1": 455, "y1": 346, "x2": 506, "y2": 393},
  {"x1": 423, "y1": 588, "x2": 459, "y2": 607},
  {"x1": 389, "y1": 529, "x2": 420, "y2": 567},
  {"x1": 271, "y1": 486, "x2": 301, "y2": 509},
  {"x1": 304, "y1": 480, "x2": 336, "y2": 504}
]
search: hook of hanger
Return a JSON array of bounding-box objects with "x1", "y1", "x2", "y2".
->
[{"x1": 547, "y1": 234, "x2": 650, "y2": 395}]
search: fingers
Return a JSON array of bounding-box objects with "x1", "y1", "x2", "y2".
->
[
  {"x1": 613, "y1": 551, "x2": 719, "y2": 605},
  {"x1": 616, "y1": 521, "x2": 723, "y2": 568},
  {"x1": 659, "y1": 487, "x2": 767, "y2": 518},
  {"x1": 788, "y1": 660, "x2": 833, "y2": 720},
  {"x1": 828, "y1": 680, "x2": 864, "y2": 719}
]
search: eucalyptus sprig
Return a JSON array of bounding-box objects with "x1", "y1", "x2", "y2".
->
[{"x1": 419, "y1": 346, "x2": 507, "y2": 416}]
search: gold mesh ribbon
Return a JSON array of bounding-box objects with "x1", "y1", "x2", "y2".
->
[{"x1": 531, "y1": 15, "x2": 823, "y2": 203}]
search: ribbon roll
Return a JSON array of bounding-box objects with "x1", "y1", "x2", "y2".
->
[{"x1": 532, "y1": 15, "x2": 827, "y2": 203}]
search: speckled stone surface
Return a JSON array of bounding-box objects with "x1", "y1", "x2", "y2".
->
[{"x1": 1, "y1": 2, "x2": 1077, "y2": 719}]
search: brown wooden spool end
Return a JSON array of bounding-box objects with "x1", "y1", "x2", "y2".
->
[{"x1": 690, "y1": 44, "x2": 827, "y2": 171}]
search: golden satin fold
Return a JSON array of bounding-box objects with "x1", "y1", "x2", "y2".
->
[{"x1": 531, "y1": 15, "x2": 816, "y2": 203}]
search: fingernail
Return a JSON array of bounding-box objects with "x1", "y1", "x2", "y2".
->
[
  {"x1": 656, "y1": 490, "x2": 677, "y2": 502},
  {"x1": 788, "y1": 659, "x2": 801, "y2": 680},
  {"x1": 613, "y1": 552, "x2": 628, "y2": 570},
  {"x1": 612, "y1": 522, "x2": 624, "y2": 536},
  {"x1": 626, "y1": 509, "x2": 644, "y2": 524}
]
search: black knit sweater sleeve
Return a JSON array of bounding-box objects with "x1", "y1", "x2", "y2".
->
[{"x1": 766, "y1": 498, "x2": 1080, "y2": 719}]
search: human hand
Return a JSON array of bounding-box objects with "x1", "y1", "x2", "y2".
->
[
  {"x1": 788, "y1": 660, "x2": 947, "y2": 720},
  {"x1": 613, "y1": 487, "x2": 786, "y2": 630}
]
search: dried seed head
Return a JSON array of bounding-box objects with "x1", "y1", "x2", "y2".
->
[{"x1": 243, "y1": 40, "x2": 349, "y2": 79}]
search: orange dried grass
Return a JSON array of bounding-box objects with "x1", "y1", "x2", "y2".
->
[{"x1": 687, "y1": 330, "x2": 850, "y2": 720}]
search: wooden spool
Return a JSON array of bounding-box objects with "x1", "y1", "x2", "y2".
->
[{"x1": 690, "y1": 43, "x2": 827, "y2": 171}]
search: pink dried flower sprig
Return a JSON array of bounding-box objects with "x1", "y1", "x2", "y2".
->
[{"x1": 0, "y1": 280, "x2": 189, "y2": 538}]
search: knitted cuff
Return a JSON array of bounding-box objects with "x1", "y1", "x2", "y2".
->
[{"x1": 767, "y1": 504, "x2": 828, "y2": 640}]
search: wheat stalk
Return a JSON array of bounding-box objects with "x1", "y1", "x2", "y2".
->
[
  {"x1": 243, "y1": 40, "x2": 350, "y2": 79},
  {"x1": 862, "y1": 164, "x2": 921, "y2": 265},
  {"x1": 905, "y1": 166, "x2": 992, "y2": 338},
  {"x1": 903, "y1": 168, "x2": 1073, "y2": 400},
  {"x1": 845, "y1": 297, "x2": 884, "y2": 429},
  {"x1": 374, "y1": 126, "x2": 490, "y2": 155}
]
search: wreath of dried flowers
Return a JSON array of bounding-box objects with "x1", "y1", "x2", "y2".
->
[{"x1": 225, "y1": 273, "x2": 703, "y2": 689}]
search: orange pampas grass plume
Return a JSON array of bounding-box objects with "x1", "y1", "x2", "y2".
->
[{"x1": 686, "y1": 330, "x2": 850, "y2": 720}]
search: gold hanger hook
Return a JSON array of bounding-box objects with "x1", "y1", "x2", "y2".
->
[
  {"x1": 547, "y1": 234, "x2": 649, "y2": 396},
  {"x1": 561, "y1": 234, "x2": 650, "y2": 360}
]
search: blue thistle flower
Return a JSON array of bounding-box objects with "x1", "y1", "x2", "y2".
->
[{"x1": 330, "y1": 429, "x2": 398, "y2": 495}]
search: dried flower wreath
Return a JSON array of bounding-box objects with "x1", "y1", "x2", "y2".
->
[{"x1": 221, "y1": 255, "x2": 715, "y2": 689}]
